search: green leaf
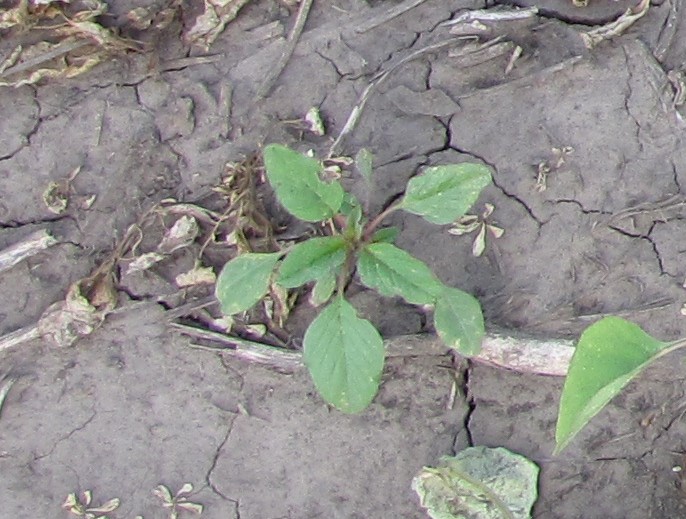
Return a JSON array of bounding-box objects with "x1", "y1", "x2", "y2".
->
[
  {"x1": 310, "y1": 271, "x2": 337, "y2": 306},
  {"x1": 342, "y1": 198, "x2": 364, "y2": 241},
  {"x1": 555, "y1": 317, "x2": 669, "y2": 454},
  {"x1": 263, "y1": 144, "x2": 344, "y2": 222},
  {"x1": 339, "y1": 192, "x2": 361, "y2": 217},
  {"x1": 400, "y1": 164, "x2": 492, "y2": 225},
  {"x1": 370, "y1": 226, "x2": 399, "y2": 244},
  {"x1": 412, "y1": 446, "x2": 539, "y2": 519},
  {"x1": 357, "y1": 243, "x2": 443, "y2": 305},
  {"x1": 215, "y1": 253, "x2": 281, "y2": 315},
  {"x1": 303, "y1": 298, "x2": 384, "y2": 413},
  {"x1": 355, "y1": 148, "x2": 374, "y2": 183},
  {"x1": 434, "y1": 287, "x2": 484, "y2": 356},
  {"x1": 277, "y1": 236, "x2": 347, "y2": 288}
]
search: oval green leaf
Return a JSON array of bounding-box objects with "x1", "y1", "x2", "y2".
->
[
  {"x1": 434, "y1": 287, "x2": 484, "y2": 356},
  {"x1": 303, "y1": 297, "x2": 384, "y2": 413},
  {"x1": 277, "y1": 236, "x2": 347, "y2": 288},
  {"x1": 370, "y1": 226, "x2": 399, "y2": 244},
  {"x1": 215, "y1": 253, "x2": 281, "y2": 315},
  {"x1": 555, "y1": 316, "x2": 669, "y2": 454},
  {"x1": 412, "y1": 446, "x2": 539, "y2": 519},
  {"x1": 400, "y1": 163, "x2": 492, "y2": 225},
  {"x1": 357, "y1": 243, "x2": 443, "y2": 305},
  {"x1": 263, "y1": 144, "x2": 345, "y2": 222}
]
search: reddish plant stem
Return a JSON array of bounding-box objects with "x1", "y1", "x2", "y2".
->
[{"x1": 362, "y1": 202, "x2": 401, "y2": 242}]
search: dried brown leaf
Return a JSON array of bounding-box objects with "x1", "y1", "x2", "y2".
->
[
  {"x1": 184, "y1": 0, "x2": 252, "y2": 48},
  {"x1": 126, "y1": 252, "x2": 166, "y2": 274},
  {"x1": 88, "y1": 272, "x2": 118, "y2": 311},
  {"x1": 158, "y1": 216, "x2": 199, "y2": 254},
  {"x1": 176, "y1": 483, "x2": 194, "y2": 496},
  {"x1": 175, "y1": 265, "x2": 216, "y2": 287},
  {"x1": 43, "y1": 181, "x2": 69, "y2": 214},
  {"x1": 0, "y1": 376, "x2": 17, "y2": 417},
  {"x1": 0, "y1": 54, "x2": 103, "y2": 87},
  {"x1": 472, "y1": 224, "x2": 487, "y2": 257},
  {"x1": 37, "y1": 283, "x2": 104, "y2": 348},
  {"x1": 62, "y1": 493, "x2": 79, "y2": 510},
  {"x1": 87, "y1": 497, "x2": 120, "y2": 513},
  {"x1": 153, "y1": 484, "x2": 173, "y2": 504},
  {"x1": 0, "y1": 45, "x2": 22, "y2": 73},
  {"x1": 176, "y1": 501, "x2": 204, "y2": 514}
]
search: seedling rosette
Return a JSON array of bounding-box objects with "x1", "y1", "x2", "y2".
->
[{"x1": 216, "y1": 144, "x2": 492, "y2": 412}]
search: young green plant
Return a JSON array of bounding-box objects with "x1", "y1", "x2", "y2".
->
[{"x1": 215, "y1": 144, "x2": 492, "y2": 413}]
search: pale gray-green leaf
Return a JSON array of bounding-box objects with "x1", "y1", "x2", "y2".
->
[
  {"x1": 263, "y1": 144, "x2": 344, "y2": 222},
  {"x1": 310, "y1": 271, "x2": 337, "y2": 306},
  {"x1": 278, "y1": 236, "x2": 346, "y2": 288},
  {"x1": 357, "y1": 243, "x2": 443, "y2": 305},
  {"x1": 303, "y1": 297, "x2": 384, "y2": 413},
  {"x1": 412, "y1": 446, "x2": 539, "y2": 519},
  {"x1": 215, "y1": 253, "x2": 281, "y2": 315},
  {"x1": 434, "y1": 287, "x2": 484, "y2": 356},
  {"x1": 355, "y1": 148, "x2": 374, "y2": 183},
  {"x1": 400, "y1": 164, "x2": 492, "y2": 225}
]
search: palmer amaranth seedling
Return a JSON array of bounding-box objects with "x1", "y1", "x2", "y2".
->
[{"x1": 215, "y1": 144, "x2": 492, "y2": 412}]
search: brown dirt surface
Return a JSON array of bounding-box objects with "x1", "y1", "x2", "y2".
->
[{"x1": 3, "y1": 0, "x2": 686, "y2": 516}]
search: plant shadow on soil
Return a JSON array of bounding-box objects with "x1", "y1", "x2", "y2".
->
[{"x1": 3, "y1": 0, "x2": 686, "y2": 516}]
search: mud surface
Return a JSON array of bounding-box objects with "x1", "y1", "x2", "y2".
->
[{"x1": 3, "y1": 0, "x2": 686, "y2": 516}]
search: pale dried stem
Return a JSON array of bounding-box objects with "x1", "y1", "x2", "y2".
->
[{"x1": 0, "y1": 229, "x2": 59, "y2": 274}]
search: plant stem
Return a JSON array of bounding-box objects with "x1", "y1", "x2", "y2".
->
[
  {"x1": 656, "y1": 337, "x2": 686, "y2": 361},
  {"x1": 336, "y1": 248, "x2": 357, "y2": 297},
  {"x1": 362, "y1": 202, "x2": 401, "y2": 242}
]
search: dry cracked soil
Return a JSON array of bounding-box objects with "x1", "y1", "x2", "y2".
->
[{"x1": 4, "y1": 0, "x2": 686, "y2": 516}]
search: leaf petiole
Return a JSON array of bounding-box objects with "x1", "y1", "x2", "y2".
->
[{"x1": 362, "y1": 202, "x2": 402, "y2": 242}]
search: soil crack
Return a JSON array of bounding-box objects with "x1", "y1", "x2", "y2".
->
[
  {"x1": 0, "y1": 86, "x2": 42, "y2": 162},
  {"x1": 32, "y1": 409, "x2": 97, "y2": 462},
  {"x1": 553, "y1": 198, "x2": 612, "y2": 216},
  {"x1": 443, "y1": 115, "x2": 543, "y2": 225},
  {"x1": 608, "y1": 224, "x2": 670, "y2": 277},
  {"x1": 455, "y1": 360, "x2": 475, "y2": 451},
  {"x1": 621, "y1": 45, "x2": 643, "y2": 153},
  {"x1": 204, "y1": 416, "x2": 240, "y2": 508}
]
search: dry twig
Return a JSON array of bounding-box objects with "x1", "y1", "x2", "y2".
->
[
  {"x1": 256, "y1": 0, "x2": 315, "y2": 99},
  {"x1": 0, "y1": 229, "x2": 58, "y2": 274}
]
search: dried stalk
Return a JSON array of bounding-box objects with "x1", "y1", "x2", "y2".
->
[{"x1": 0, "y1": 229, "x2": 59, "y2": 274}]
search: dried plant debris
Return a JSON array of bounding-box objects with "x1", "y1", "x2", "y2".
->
[
  {"x1": 0, "y1": 0, "x2": 139, "y2": 86},
  {"x1": 282, "y1": 107, "x2": 326, "y2": 136},
  {"x1": 449, "y1": 203, "x2": 504, "y2": 257},
  {"x1": 153, "y1": 483, "x2": 204, "y2": 519},
  {"x1": 534, "y1": 146, "x2": 574, "y2": 192},
  {"x1": 184, "y1": 0, "x2": 252, "y2": 49},
  {"x1": 41, "y1": 166, "x2": 95, "y2": 214},
  {"x1": 413, "y1": 447, "x2": 539, "y2": 519},
  {"x1": 0, "y1": 228, "x2": 58, "y2": 274},
  {"x1": 212, "y1": 155, "x2": 281, "y2": 252},
  {"x1": 175, "y1": 263, "x2": 217, "y2": 287},
  {"x1": 37, "y1": 280, "x2": 111, "y2": 348},
  {"x1": 126, "y1": 215, "x2": 201, "y2": 274},
  {"x1": 0, "y1": 0, "x2": 188, "y2": 86},
  {"x1": 62, "y1": 491, "x2": 120, "y2": 519},
  {"x1": 10, "y1": 164, "x2": 284, "y2": 349},
  {"x1": 125, "y1": 0, "x2": 181, "y2": 32},
  {"x1": 580, "y1": 0, "x2": 650, "y2": 48},
  {"x1": 0, "y1": 374, "x2": 17, "y2": 418}
]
